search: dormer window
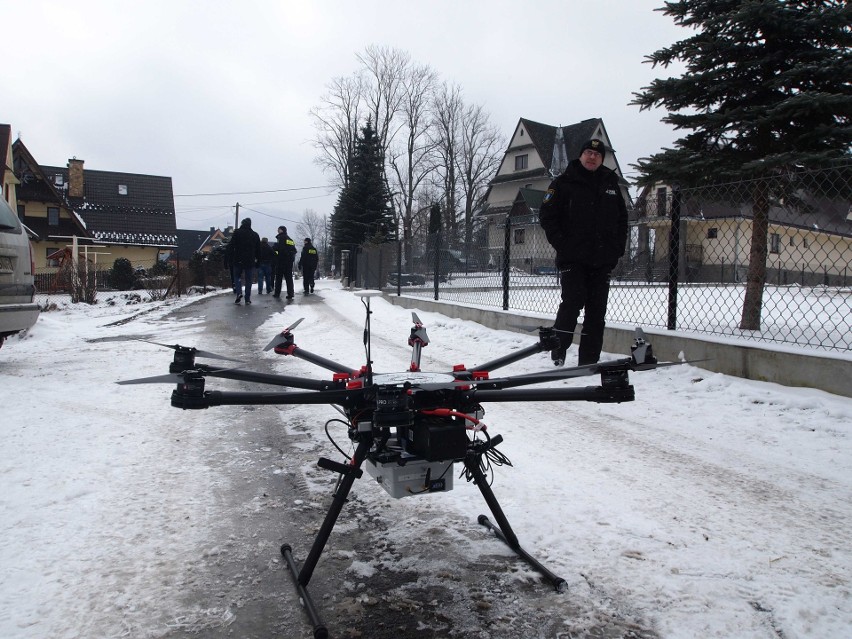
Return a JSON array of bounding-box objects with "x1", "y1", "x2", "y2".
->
[
  {"x1": 118, "y1": 185, "x2": 128, "y2": 195},
  {"x1": 514, "y1": 154, "x2": 528, "y2": 171},
  {"x1": 54, "y1": 175, "x2": 64, "y2": 186}
]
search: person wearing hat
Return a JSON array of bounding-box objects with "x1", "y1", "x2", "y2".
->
[
  {"x1": 298, "y1": 238, "x2": 319, "y2": 295},
  {"x1": 539, "y1": 138, "x2": 628, "y2": 366},
  {"x1": 273, "y1": 225, "x2": 297, "y2": 299},
  {"x1": 225, "y1": 217, "x2": 261, "y2": 305}
]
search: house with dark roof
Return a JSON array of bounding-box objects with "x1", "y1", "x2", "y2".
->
[
  {"x1": 476, "y1": 117, "x2": 630, "y2": 272},
  {"x1": 634, "y1": 177, "x2": 852, "y2": 285},
  {"x1": 174, "y1": 227, "x2": 229, "y2": 262},
  {"x1": 12, "y1": 139, "x2": 90, "y2": 257},
  {"x1": 12, "y1": 138, "x2": 177, "y2": 269}
]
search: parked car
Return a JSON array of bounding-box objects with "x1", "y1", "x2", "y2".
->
[
  {"x1": 0, "y1": 197, "x2": 39, "y2": 348},
  {"x1": 420, "y1": 248, "x2": 481, "y2": 275},
  {"x1": 388, "y1": 272, "x2": 426, "y2": 286},
  {"x1": 533, "y1": 265, "x2": 558, "y2": 276}
]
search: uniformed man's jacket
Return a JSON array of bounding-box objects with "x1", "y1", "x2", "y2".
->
[
  {"x1": 299, "y1": 245, "x2": 319, "y2": 272},
  {"x1": 539, "y1": 159, "x2": 628, "y2": 270},
  {"x1": 274, "y1": 233, "x2": 297, "y2": 266}
]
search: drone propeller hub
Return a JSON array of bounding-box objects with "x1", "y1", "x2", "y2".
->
[
  {"x1": 452, "y1": 363, "x2": 466, "y2": 372},
  {"x1": 472, "y1": 371, "x2": 490, "y2": 381},
  {"x1": 274, "y1": 344, "x2": 297, "y2": 356},
  {"x1": 347, "y1": 379, "x2": 364, "y2": 390}
]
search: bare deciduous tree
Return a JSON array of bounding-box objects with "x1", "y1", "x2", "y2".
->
[
  {"x1": 457, "y1": 103, "x2": 505, "y2": 246},
  {"x1": 310, "y1": 46, "x2": 505, "y2": 268},
  {"x1": 388, "y1": 62, "x2": 439, "y2": 270},
  {"x1": 296, "y1": 208, "x2": 325, "y2": 243},
  {"x1": 310, "y1": 74, "x2": 364, "y2": 188},
  {"x1": 356, "y1": 45, "x2": 410, "y2": 160},
  {"x1": 431, "y1": 81, "x2": 464, "y2": 242},
  {"x1": 297, "y1": 208, "x2": 330, "y2": 272}
]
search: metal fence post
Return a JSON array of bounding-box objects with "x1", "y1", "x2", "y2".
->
[
  {"x1": 667, "y1": 186, "x2": 681, "y2": 330},
  {"x1": 433, "y1": 229, "x2": 441, "y2": 301},
  {"x1": 502, "y1": 215, "x2": 511, "y2": 311},
  {"x1": 396, "y1": 239, "x2": 402, "y2": 296}
]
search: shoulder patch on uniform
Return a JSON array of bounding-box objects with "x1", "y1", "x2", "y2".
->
[{"x1": 543, "y1": 189, "x2": 555, "y2": 204}]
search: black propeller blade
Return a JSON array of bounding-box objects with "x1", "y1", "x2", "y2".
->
[
  {"x1": 263, "y1": 318, "x2": 305, "y2": 351},
  {"x1": 116, "y1": 365, "x2": 238, "y2": 385},
  {"x1": 139, "y1": 340, "x2": 243, "y2": 363},
  {"x1": 508, "y1": 324, "x2": 584, "y2": 337}
]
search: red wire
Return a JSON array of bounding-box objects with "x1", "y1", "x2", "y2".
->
[{"x1": 419, "y1": 409, "x2": 486, "y2": 430}]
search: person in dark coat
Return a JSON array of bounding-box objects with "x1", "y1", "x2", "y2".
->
[
  {"x1": 225, "y1": 217, "x2": 261, "y2": 305},
  {"x1": 298, "y1": 238, "x2": 319, "y2": 294},
  {"x1": 273, "y1": 225, "x2": 297, "y2": 299},
  {"x1": 257, "y1": 237, "x2": 275, "y2": 295},
  {"x1": 539, "y1": 138, "x2": 628, "y2": 366}
]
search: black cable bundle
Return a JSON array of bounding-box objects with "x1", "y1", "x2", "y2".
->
[{"x1": 460, "y1": 432, "x2": 513, "y2": 486}]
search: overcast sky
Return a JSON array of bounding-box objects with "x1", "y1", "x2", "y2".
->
[{"x1": 4, "y1": 0, "x2": 685, "y2": 241}]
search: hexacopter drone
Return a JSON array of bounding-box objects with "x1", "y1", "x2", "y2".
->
[{"x1": 120, "y1": 290, "x2": 676, "y2": 639}]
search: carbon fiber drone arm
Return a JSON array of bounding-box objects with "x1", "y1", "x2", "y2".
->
[
  {"x1": 465, "y1": 326, "x2": 561, "y2": 373},
  {"x1": 196, "y1": 365, "x2": 342, "y2": 391}
]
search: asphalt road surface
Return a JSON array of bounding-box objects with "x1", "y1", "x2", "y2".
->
[{"x1": 158, "y1": 290, "x2": 658, "y2": 639}]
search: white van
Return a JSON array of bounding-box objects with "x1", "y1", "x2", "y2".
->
[{"x1": 0, "y1": 196, "x2": 39, "y2": 348}]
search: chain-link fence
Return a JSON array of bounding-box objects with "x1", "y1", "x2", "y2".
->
[
  {"x1": 34, "y1": 253, "x2": 233, "y2": 308},
  {"x1": 349, "y1": 164, "x2": 851, "y2": 353}
]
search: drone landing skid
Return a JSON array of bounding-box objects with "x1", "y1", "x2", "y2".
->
[{"x1": 280, "y1": 438, "x2": 565, "y2": 638}]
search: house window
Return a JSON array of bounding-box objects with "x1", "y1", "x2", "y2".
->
[
  {"x1": 770, "y1": 233, "x2": 781, "y2": 254},
  {"x1": 789, "y1": 236, "x2": 795, "y2": 246},
  {"x1": 47, "y1": 248, "x2": 61, "y2": 267},
  {"x1": 803, "y1": 238, "x2": 809, "y2": 248},
  {"x1": 707, "y1": 227, "x2": 718, "y2": 239},
  {"x1": 513, "y1": 228, "x2": 526, "y2": 244},
  {"x1": 54, "y1": 174, "x2": 64, "y2": 186},
  {"x1": 655, "y1": 187, "x2": 667, "y2": 216},
  {"x1": 514, "y1": 154, "x2": 528, "y2": 171},
  {"x1": 118, "y1": 185, "x2": 128, "y2": 195},
  {"x1": 48, "y1": 207, "x2": 60, "y2": 226},
  {"x1": 17, "y1": 204, "x2": 25, "y2": 220}
]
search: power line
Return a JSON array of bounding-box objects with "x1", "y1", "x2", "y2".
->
[
  {"x1": 174, "y1": 185, "x2": 335, "y2": 197},
  {"x1": 238, "y1": 206, "x2": 302, "y2": 225}
]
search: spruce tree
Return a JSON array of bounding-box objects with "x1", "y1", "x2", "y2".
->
[
  {"x1": 331, "y1": 120, "x2": 396, "y2": 254},
  {"x1": 631, "y1": 0, "x2": 851, "y2": 329}
]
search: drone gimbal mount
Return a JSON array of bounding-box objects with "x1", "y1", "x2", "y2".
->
[{"x1": 121, "y1": 291, "x2": 665, "y2": 639}]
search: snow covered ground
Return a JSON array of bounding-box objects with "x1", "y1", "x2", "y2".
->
[{"x1": 1, "y1": 282, "x2": 850, "y2": 638}]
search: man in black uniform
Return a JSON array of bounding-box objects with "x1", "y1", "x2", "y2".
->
[
  {"x1": 539, "y1": 138, "x2": 628, "y2": 366},
  {"x1": 298, "y1": 238, "x2": 319, "y2": 294},
  {"x1": 273, "y1": 225, "x2": 297, "y2": 299}
]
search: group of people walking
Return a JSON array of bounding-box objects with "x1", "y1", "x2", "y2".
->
[{"x1": 224, "y1": 219, "x2": 320, "y2": 306}]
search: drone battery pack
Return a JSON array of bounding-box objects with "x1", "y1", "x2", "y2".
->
[
  {"x1": 401, "y1": 418, "x2": 468, "y2": 462},
  {"x1": 365, "y1": 457, "x2": 454, "y2": 499}
]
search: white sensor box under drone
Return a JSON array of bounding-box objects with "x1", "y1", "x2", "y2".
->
[{"x1": 365, "y1": 457, "x2": 454, "y2": 499}]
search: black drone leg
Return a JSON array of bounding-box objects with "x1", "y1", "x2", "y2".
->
[
  {"x1": 282, "y1": 438, "x2": 372, "y2": 639},
  {"x1": 465, "y1": 456, "x2": 567, "y2": 592}
]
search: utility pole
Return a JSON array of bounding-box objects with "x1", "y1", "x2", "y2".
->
[{"x1": 234, "y1": 202, "x2": 240, "y2": 229}]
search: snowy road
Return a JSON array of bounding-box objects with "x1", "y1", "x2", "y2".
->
[{"x1": 2, "y1": 283, "x2": 850, "y2": 638}]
